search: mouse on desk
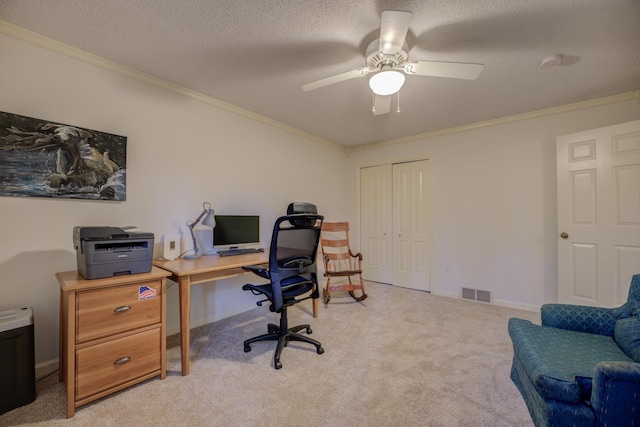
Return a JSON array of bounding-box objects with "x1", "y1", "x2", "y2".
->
[{"x1": 258, "y1": 248, "x2": 265, "y2": 252}]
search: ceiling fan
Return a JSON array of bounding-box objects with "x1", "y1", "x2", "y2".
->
[{"x1": 302, "y1": 10, "x2": 484, "y2": 115}]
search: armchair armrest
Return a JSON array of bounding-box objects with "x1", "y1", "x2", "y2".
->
[
  {"x1": 591, "y1": 361, "x2": 640, "y2": 425},
  {"x1": 541, "y1": 304, "x2": 618, "y2": 336}
]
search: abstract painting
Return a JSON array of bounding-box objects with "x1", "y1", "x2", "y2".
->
[{"x1": 0, "y1": 111, "x2": 127, "y2": 200}]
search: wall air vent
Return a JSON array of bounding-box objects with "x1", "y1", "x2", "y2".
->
[
  {"x1": 461, "y1": 287, "x2": 476, "y2": 301},
  {"x1": 461, "y1": 287, "x2": 492, "y2": 304}
]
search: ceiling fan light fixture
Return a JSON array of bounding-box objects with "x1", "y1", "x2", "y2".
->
[{"x1": 369, "y1": 70, "x2": 405, "y2": 96}]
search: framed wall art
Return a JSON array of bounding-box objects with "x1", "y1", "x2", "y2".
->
[{"x1": 0, "y1": 111, "x2": 127, "y2": 201}]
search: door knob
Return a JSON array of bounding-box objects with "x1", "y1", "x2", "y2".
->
[{"x1": 560, "y1": 232, "x2": 569, "y2": 239}]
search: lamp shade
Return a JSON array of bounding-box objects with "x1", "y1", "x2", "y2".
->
[
  {"x1": 369, "y1": 70, "x2": 405, "y2": 96},
  {"x1": 202, "y1": 209, "x2": 216, "y2": 227}
]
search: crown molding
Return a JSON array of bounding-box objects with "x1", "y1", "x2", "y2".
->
[
  {"x1": 349, "y1": 90, "x2": 640, "y2": 153},
  {"x1": 0, "y1": 20, "x2": 347, "y2": 153}
]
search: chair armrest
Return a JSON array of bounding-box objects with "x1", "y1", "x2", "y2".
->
[
  {"x1": 242, "y1": 264, "x2": 270, "y2": 280},
  {"x1": 541, "y1": 304, "x2": 617, "y2": 336},
  {"x1": 591, "y1": 361, "x2": 640, "y2": 425}
]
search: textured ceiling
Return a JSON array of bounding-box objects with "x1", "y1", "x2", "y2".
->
[{"x1": 0, "y1": 0, "x2": 639, "y2": 147}]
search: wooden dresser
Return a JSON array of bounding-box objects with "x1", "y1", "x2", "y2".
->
[{"x1": 56, "y1": 267, "x2": 170, "y2": 418}]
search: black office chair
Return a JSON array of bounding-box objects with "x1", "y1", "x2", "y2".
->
[{"x1": 242, "y1": 204, "x2": 324, "y2": 369}]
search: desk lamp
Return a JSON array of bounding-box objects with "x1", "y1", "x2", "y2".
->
[{"x1": 184, "y1": 202, "x2": 215, "y2": 260}]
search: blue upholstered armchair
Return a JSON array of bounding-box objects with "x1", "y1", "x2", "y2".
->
[{"x1": 508, "y1": 274, "x2": 640, "y2": 426}]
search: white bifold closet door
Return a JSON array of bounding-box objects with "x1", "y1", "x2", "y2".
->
[{"x1": 360, "y1": 159, "x2": 432, "y2": 291}]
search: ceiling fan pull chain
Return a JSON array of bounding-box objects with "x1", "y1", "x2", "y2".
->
[
  {"x1": 372, "y1": 93, "x2": 376, "y2": 114},
  {"x1": 397, "y1": 91, "x2": 401, "y2": 113}
]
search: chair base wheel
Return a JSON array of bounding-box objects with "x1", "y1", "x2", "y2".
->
[{"x1": 244, "y1": 320, "x2": 323, "y2": 369}]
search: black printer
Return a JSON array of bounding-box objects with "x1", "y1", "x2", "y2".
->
[{"x1": 73, "y1": 226, "x2": 154, "y2": 279}]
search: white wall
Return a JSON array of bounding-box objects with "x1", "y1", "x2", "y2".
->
[
  {"x1": 0, "y1": 33, "x2": 350, "y2": 375},
  {"x1": 347, "y1": 99, "x2": 640, "y2": 310},
  {"x1": 2, "y1": 29, "x2": 639, "y2": 377}
]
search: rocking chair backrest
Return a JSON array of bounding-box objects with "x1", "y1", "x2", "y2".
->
[{"x1": 321, "y1": 222, "x2": 360, "y2": 273}]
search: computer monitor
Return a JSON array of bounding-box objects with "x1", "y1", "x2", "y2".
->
[{"x1": 213, "y1": 215, "x2": 260, "y2": 250}]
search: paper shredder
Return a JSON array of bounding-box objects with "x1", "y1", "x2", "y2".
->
[{"x1": 0, "y1": 307, "x2": 35, "y2": 414}]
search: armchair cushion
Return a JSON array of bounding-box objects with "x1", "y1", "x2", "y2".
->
[
  {"x1": 508, "y1": 318, "x2": 634, "y2": 403},
  {"x1": 614, "y1": 276, "x2": 640, "y2": 361},
  {"x1": 540, "y1": 304, "x2": 622, "y2": 336},
  {"x1": 591, "y1": 361, "x2": 640, "y2": 425},
  {"x1": 614, "y1": 316, "x2": 640, "y2": 361}
]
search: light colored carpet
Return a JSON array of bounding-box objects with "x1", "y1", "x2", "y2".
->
[{"x1": 0, "y1": 282, "x2": 538, "y2": 426}]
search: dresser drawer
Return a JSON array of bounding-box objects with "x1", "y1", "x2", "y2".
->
[
  {"x1": 76, "y1": 281, "x2": 162, "y2": 343},
  {"x1": 75, "y1": 328, "x2": 161, "y2": 401}
]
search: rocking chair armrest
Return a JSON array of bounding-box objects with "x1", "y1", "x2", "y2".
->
[
  {"x1": 348, "y1": 250, "x2": 363, "y2": 260},
  {"x1": 322, "y1": 254, "x2": 331, "y2": 268},
  {"x1": 325, "y1": 270, "x2": 362, "y2": 276}
]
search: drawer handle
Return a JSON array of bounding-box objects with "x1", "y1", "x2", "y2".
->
[
  {"x1": 114, "y1": 356, "x2": 131, "y2": 366},
  {"x1": 114, "y1": 305, "x2": 131, "y2": 313}
]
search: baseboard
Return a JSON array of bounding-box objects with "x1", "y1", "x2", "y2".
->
[
  {"x1": 431, "y1": 289, "x2": 540, "y2": 313},
  {"x1": 431, "y1": 289, "x2": 458, "y2": 299},
  {"x1": 36, "y1": 358, "x2": 59, "y2": 380},
  {"x1": 492, "y1": 299, "x2": 540, "y2": 313},
  {"x1": 166, "y1": 303, "x2": 257, "y2": 337}
]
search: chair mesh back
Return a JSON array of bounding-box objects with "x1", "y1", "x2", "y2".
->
[{"x1": 274, "y1": 222, "x2": 320, "y2": 268}]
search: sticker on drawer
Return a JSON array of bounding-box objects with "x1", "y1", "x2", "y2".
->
[{"x1": 138, "y1": 285, "x2": 157, "y2": 300}]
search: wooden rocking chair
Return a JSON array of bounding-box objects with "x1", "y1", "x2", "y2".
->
[{"x1": 320, "y1": 222, "x2": 368, "y2": 304}]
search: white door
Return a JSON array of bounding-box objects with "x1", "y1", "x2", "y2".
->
[
  {"x1": 392, "y1": 160, "x2": 431, "y2": 291},
  {"x1": 360, "y1": 160, "x2": 432, "y2": 291},
  {"x1": 360, "y1": 164, "x2": 393, "y2": 283},
  {"x1": 557, "y1": 120, "x2": 640, "y2": 307}
]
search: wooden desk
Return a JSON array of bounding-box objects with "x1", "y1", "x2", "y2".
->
[{"x1": 153, "y1": 254, "x2": 319, "y2": 376}]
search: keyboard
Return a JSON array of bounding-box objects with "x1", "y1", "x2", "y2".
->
[{"x1": 217, "y1": 248, "x2": 263, "y2": 257}]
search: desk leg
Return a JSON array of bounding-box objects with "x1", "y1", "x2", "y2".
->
[
  {"x1": 160, "y1": 278, "x2": 167, "y2": 379},
  {"x1": 179, "y1": 276, "x2": 191, "y2": 376},
  {"x1": 313, "y1": 298, "x2": 318, "y2": 318}
]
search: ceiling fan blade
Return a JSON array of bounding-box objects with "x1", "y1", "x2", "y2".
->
[
  {"x1": 379, "y1": 10, "x2": 412, "y2": 55},
  {"x1": 302, "y1": 67, "x2": 373, "y2": 92},
  {"x1": 404, "y1": 61, "x2": 484, "y2": 80},
  {"x1": 373, "y1": 94, "x2": 392, "y2": 115}
]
